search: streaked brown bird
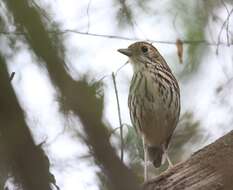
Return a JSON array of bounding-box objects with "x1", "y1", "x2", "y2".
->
[{"x1": 118, "y1": 42, "x2": 180, "y2": 178}]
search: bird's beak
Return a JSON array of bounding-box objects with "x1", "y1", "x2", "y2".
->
[{"x1": 117, "y1": 48, "x2": 132, "y2": 57}]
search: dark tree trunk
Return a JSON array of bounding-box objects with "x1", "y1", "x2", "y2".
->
[{"x1": 143, "y1": 130, "x2": 233, "y2": 190}]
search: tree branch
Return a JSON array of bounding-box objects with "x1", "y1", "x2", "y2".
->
[
  {"x1": 143, "y1": 130, "x2": 233, "y2": 190},
  {"x1": 0, "y1": 56, "x2": 54, "y2": 190},
  {"x1": 112, "y1": 72, "x2": 124, "y2": 162},
  {"x1": 1, "y1": 29, "x2": 233, "y2": 46},
  {"x1": 4, "y1": 1, "x2": 141, "y2": 189}
]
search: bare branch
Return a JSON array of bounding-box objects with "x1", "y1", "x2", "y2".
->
[
  {"x1": 115, "y1": 61, "x2": 128, "y2": 76},
  {"x1": 49, "y1": 29, "x2": 233, "y2": 46},
  {"x1": 86, "y1": 0, "x2": 92, "y2": 33},
  {"x1": 95, "y1": 61, "x2": 128, "y2": 85},
  {"x1": 221, "y1": 0, "x2": 230, "y2": 46},
  {"x1": 9, "y1": 72, "x2": 15, "y2": 82},
  {"x1": 112, "y1": 72, "x2": 124, "y2": 162},
  {"x1": 108, "y1": 123, "x2": 130, "y2": 138},
  {"x1": 1, "y1": 29, "x2": 233, "y2": 46},
  {"x1": 216, "y1": 5, "x2": 233, "y2": 54}
]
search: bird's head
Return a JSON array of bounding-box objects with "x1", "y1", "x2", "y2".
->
[{"x1": 118, "y1": 41, "x2": 162, "y2": 71}]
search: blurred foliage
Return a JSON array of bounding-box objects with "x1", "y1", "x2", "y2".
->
[
  {"x1": 169, "y1": 112, "x2": 201, "y2": 162},
  {"x1": 171, "y1": 0, "x2": 210, "y2": 78},
  {"x1": 171, "y1": 0, "x2": 233, "y2": 78},
  {"x1": 114, "y1": 0, "x2": 152, "y2": 28},
  {"x1": 114, "y1": 0, "x2": 134, "y2": 28},
  {"x1": 0, "y1": 0, "x2": 233, "y2": 189},
  {"x1": 124, "y1": 125, "x2": 144, "y2": 180},
  {"x1": 96, "y1": 171, "x2": 111, "y2": 190}
]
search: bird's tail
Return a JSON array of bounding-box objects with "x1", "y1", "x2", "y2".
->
[{"x1": 147, "y1": 146, "x2": 163, "y2": 168}]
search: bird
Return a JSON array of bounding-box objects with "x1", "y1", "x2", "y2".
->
[{"x1": 118, "y1": 41, "x2": 180, "y2": 179}]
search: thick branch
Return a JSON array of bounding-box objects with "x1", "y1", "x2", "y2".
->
[
  {"x1": 0, "y1": 56, "x2": 53, "y2": 190},
  {"x1": 4, "y1": 1, "x2": 140, "y2": 189},
  {"x1": 143, "y1": 130, "x2": 233, "y2": 190}
]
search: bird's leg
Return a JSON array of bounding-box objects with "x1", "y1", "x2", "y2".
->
[
  {"x1": 143, "y1": 136, "x2": 148, "y2": 181},
  {"x1": 162, "y1": 144, "x2": 173, "y2": 169}
]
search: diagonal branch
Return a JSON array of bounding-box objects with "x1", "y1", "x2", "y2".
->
[
  {"x1": 143, "y1": 130, "x2": 233, "y2": 190},
  {"x1": 4, "y1": 1, "x2": 141, "y2": 189},
  {"x1": 0, "y1": 56, "x2": 53, "y2": 190}
]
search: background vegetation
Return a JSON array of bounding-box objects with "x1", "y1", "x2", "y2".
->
[{"x1": 0, "y1": 0, "x2": 233, "y2": 189}]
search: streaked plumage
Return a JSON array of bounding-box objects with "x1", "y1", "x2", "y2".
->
[{"x1": 118, "y1": 41, "x2": 180, "y2": 168}]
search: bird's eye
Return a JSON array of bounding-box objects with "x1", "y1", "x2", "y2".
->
[{"x1": 141, "y1": 46, "x2": 148, "y2": 53}]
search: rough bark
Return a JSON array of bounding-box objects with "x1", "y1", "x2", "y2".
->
[{"x1": 143, "y1": 130, "x2": 233, "y2": 190}]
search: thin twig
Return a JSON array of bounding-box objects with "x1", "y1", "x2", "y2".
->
[
  {"x1": 172, "y1": 12, "x2": 180, "y2": 36},
  {"x1": 1, "y1": 29, "x2": 233, "y2": 46},
  {"x1": 216, "y1": 6, "x2": 233, "y2": 54},
  {"x1": 221, "y1": 0, "x2": 230, "y2": 46},
  {"x1": 216, "y1": 76, "x2": 233, "y2": 94},
  {"x1": 86, "y1": 0, "x2": 92, "y2": 33},
  {"x1": 115, "y1": 61, "x2": 129, "y2": 76},
  {"x1": 58, "y1": 30, "x2": 231, "y2": 46},
  {"x1": 31, "y1": 0, "x2": 50, "y2": 21},
  {"x1": 96, "y1": 61, "x2": 128, "y2": 84},
  {"x1": 108, "y1": 123, "x2": 130, "y2": 138},
  {"x1": 112, "y1": 72, "x2": 124, "y2": 162},
  {"x1": 9, "y1": 72, "x2": 15, "y2": 82}
]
